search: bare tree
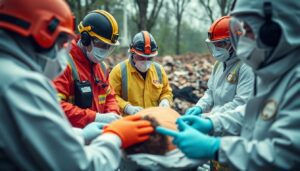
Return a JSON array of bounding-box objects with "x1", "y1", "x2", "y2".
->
[
  {"x1": 170, "y1": 0, "x2": 191, "y2": 55},
  {"x1": 198, "y1": 0, "x2": 232, "y2": 23},
  {"x1": 66, "y1": 0, "x2": 83, "y2": 24},
  {"x1": 133, "y1": 0, "x2": 164, "y2": 31},
  {"x1": 217, "y1": 0, "x2": 232, "y2": 16}
]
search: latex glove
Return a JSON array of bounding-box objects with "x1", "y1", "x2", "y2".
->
[
  {"x1": 103, "y1": 115, "x2": 154, "y2": 148},
  {"x1": 124, "y1": 104, "x2": 143, "y2": 115},
  {"x1": 159, "y1": 99, "x2": 170, "y2": 107},
  {"x1": 95, "y1": 112, "x2": 121, "y2": 123},
  {"x1": 156, "y1": 118, "x2": 220, "y2": 159},
  {"x1": 83, "y1": 122, "x2": 107, "y2": 144},
  {"x1": 184, "y1": 106, "x2": 202, "y2": 115},
  {"x1": 178, "y1": 115, "x2": 213, "y2": 134}
]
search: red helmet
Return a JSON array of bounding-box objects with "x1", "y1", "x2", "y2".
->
[
  {"x1": 208, "y1": 16, "x2": 231, "y2": 41},
  {"x1": 0, "y1": 0, "x2": 76, "y2": 49},
  {"x1": 130, "y1": 31, "x2": 158, "y2": 58}
]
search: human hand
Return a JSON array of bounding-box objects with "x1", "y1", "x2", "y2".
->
[
  {"x1": 103, "y1": 115, "x2": 154, "y2": 148},
  {"x1": 156, "y1": 119, "x2": 220, "y2": 159},
  {"x1": 159, "y1": 99, "x2": 170, "y2": 107},
  {"x1": 95, "y1": 112, "x2": 121, "y2": 123},
  {"x1": 83, "y1": 122, "x2": 107, "y2": 143},
  {"x1": 178, "y1": 115, "x2": 213, "y2": 134},
  {"x1": 124, "y1": 104, "x2": 143, "y2": 115},
  {"x1": 184, "y1": 106, "x2": 202, "y2": 115}
]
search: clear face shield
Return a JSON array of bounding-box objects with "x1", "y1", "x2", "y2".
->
[
  {"x1": 206, "y1": 38, "x2": 232, "y2": 62},
  {"x1": 39, "y1": 34, "x2": 73, "y2": 79},
  {"x1": 87, "y1": 38, "x2": 116, "y2": 63},
  {"x1": 229, "y1": 17, "x2": 255, "y2": 50},
  {"x1": 229, "y1": 17, "x2": 266, "y2": 70}
]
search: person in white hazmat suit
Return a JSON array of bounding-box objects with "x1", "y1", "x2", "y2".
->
[
  {"x1": 0, "y1": 0, "x2": 154, "y2": 170},
  {"x1": 185, "y1": 16, "x2": 254, "y2": 116},
  {"x1": 157, "y1": 0, "x2": 300, "y2": 170}
]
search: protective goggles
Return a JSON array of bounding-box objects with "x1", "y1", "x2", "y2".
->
[
  {"x1": 92, "y1": 37, "x2": 116, "y2": 53},
  {"x1": 229, "y1": 17, "x2": 255, "y2": 50},
  {"x1": 133, "y1": 54, "x2": 154, "y2": 61},
  {"x1": 205, "y1": 38, "x2": 231, "y2": 53}
]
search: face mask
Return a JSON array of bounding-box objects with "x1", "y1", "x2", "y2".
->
[
  {"x1": 236, "y1": 36, "x2": 265, "y2": 70},
  {"x1": 212, "y1": 47, "x2": 230, "y2": 62},
  {"x1": 39, "y1": 47, "x2": 68, "y2": 80},
  {"x1": 135, "y1": 60, "x2": 152, "y2": 72},
  {"x1": 87, "y1": 41, "x2": 110, "y2": 63}
]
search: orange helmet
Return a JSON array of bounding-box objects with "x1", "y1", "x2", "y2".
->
[
  {"x1": 0, "y1": 0, "x2": 76, "y2": 49},
  {"x1": 208, "y1": 16, "x2": 231, "y2": 41},
  {"x1": 130, "y1": 31, "x2": 158, "y2": 58}
]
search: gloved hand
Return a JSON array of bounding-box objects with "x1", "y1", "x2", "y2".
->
[
  {"x1": 178, "y1": 115, "x2": 213, "y2": 134},
  {"x1": 83, "y1": 122, "x2": 107, "y2": 144},
  {"x1": 159, "y1": 99, "x2": 170, "y2": 107},
  {"x1": 156, "y1": 118, "x2": 220, "y2": 159},
  {"x1": 103, "y1": 115, "x2": 154, "y2": 148},
  {"x1": 184, "y1": 106, "x2": 202, "y2": 115},
  {"x1": 95, "y1": 112, "x2": 121, "y2": 123},
  {"x1": 124, "y1": 104, "x2": 143, "y2": 115}
]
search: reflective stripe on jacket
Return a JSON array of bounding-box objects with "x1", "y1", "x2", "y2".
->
[
  {"x1": 109, "y1": 59, "x2": 173, "y2": 113},
  {"x1": 53, "y1": 41, "x2": 120, "y2": 128}
]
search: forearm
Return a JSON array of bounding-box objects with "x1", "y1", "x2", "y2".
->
[
  {"x1": 207, "y1": 105, "x2": 245, "y2": 136},
  {"x1": 219, "y1": 136, "x2": 299, "y2": 170},
  {"x1": 196, "y1": 90, "x2": 213, "y2": 112}
]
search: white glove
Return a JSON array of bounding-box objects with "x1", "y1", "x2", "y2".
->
[
  {"x1": 124, "y1": 104, "x2": 143, "y2": 115},
  {"x1": 159, "y1": 99, "x2": 170, "y2": 107},
  {"x1": 82, "y1": 122, "x2": 107, "y2": 144},
  {"x1": 95, "y1": 112, "x2": 121, "y2": 123}
]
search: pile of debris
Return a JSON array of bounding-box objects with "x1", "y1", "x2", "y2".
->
[{"x1": 105, "y1": 53, "x2": 215, "y2": 114}]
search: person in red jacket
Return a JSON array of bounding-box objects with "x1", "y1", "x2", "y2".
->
[{"x1": 54, "y1": 10, "x2": 121, "y2": 128}]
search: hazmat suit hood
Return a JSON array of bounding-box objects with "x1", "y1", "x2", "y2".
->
[
  {"x1": 0, "y1": 30, "x2": 53, "y2": 75},
  {"x1": 230, "y1": 0, "x2": 300, "y2": 80}
]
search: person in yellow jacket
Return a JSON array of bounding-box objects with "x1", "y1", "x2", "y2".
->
[{"x1": 109, "y1": 31, "x2": 173, "y2": 115}]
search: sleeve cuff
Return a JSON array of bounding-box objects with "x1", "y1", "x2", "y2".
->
[
  {"x1": 96, "y1": 133, "x2": 122, "y2": 148},
  {"x1": 205, "y1": 114, "x2": 222, "y2": 135}
]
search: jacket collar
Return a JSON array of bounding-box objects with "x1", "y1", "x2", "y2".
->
[{"x1": 70, "y1": 40, "x2": 91, "y2": 65}]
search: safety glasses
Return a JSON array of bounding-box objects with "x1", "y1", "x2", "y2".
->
[
  {"x1": 92, "y1": 38, "x2": 113, "y2": 50},
  {"x1": 133, "y1": 54, "x2": 154, "y2": 61},
  {"x1": 229, "y1": 17, "x2": 255, "y2": 50},
  {"x1": 205, "y1": 38, "x2": 232, "y2": 55}
]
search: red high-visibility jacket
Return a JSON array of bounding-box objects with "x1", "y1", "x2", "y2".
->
[{"x1": 53, "y1": 41, "x2": 120, "y2": 128}]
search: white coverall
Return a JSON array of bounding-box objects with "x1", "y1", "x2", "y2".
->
[
  {"x1": 0, "y1": 30, "x2": 122, "y2": 170},
  {"x1": 207, "y1": 0, "x2": 300, "y2": 169},
  {"x1": 196, "y1": 56, "x2": 254, "y2": 114}
]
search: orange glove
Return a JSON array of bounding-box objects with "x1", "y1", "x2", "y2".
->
[{"x1": 103, "y1": 115, "x2": 154, "y2": 148}]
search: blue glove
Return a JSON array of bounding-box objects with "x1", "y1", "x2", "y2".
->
[
  {"x1": 83, "y1": 122, "x2": 107, "y2": 144},
  {"x1": 185, "y1": 106, "x2": 202, "y2": 115},
  {"x1": 156, "y1": 118, "x2": 220, "y2": 159},
  {"x1": 178, "y1": 115, "x2": 213, "y2": 134}
]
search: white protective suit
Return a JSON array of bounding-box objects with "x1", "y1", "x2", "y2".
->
[
  {"x1": 0, "y1": 30, "x2": 122, "y2": 171},
  {"x1": 196, "y1": 56, "x2": 254, "y2": 114},
  {"x1": 212, "y1": 0, "x2": 300, "y2": 170}
]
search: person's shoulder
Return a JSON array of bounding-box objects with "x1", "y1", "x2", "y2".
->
[
  {"x1": 239, "y1": 62, "x2": 253, "y2": 74},
  {"x1": 0, "y1": 59, "x2": 51, "y2": 95}
]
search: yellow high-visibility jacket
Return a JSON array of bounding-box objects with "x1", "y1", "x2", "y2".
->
[{"x1": 109, "y1": 59, "x2": 173, "y2": 114}]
